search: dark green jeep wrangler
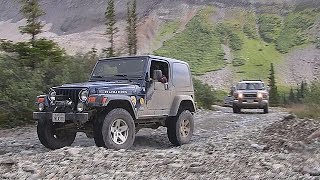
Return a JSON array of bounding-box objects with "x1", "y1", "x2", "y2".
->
[{"x1": 33, "y1": 55, "x2": 196, "y2": 150}]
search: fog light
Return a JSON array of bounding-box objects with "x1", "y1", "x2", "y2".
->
[
  {"x1": 77, "y1": 102, "x2": 84, "y2": 112},
  {"x1": 38, "y1": 103, "x2": 45, "y2": 111}
]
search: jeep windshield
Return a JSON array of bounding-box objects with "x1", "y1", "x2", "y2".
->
[
  {"x1": 236, "y1": 83, "x2": 265, "y2": 90},
  {"x1": 90, "y1": 57, "x2": 147, "y2": 81}
]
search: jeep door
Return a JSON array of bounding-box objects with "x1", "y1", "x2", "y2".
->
[{"x1": 146, "y1": 59, "x2": 171, "y2": 114}]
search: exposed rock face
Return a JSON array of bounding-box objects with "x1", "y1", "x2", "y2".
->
[{"x1": 1, "y1": 107, "x2": 319, "y2": 179}]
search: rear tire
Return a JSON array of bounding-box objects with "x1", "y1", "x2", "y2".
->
[
  {"x1": 263, "y1": 105, "x2": 269, "y2": 114},
  {"x1": 101, "y1": 108, "x2": 135, "y2": 150},
  {"x1": 167, "y1": 110, "x2": 194, "y2": 146},
  {"x1": 37, "y1": 119, "x2": 76, "y2": 150}
]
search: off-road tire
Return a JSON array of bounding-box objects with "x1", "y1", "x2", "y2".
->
[
  {"x1": 167, "y1": 110, "x2": 194, "y2": 146},
  {"x1": 93, "y1": 113, "x2": 106, "y2": 147},
  {"x1": 101, "y1": 108, "x2": 135, "y2": 150},
  {"x1": 233, "y1": 105, "x2": 241, "y2": 113},
  {"x1": 263, "y1": 105, "x2": 269, "y2": 114},
  {"x1": 37, "y1": 119, "x2": 76, "y2": 150}
]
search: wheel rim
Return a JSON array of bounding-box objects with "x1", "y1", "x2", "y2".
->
[
  {"x1": 180, "y1": 118, "x2": 191, "y2": 137},
  {"x1": 110, "y1": 119, "x2": 129, "y2": 145}
]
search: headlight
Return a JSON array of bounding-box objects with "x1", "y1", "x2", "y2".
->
[
  {"x1": 79, "y1": 89, "x2": 89, "y2": 102},
  {"x1": 77, "y1": 102, "x2": 84, "y2": 112},
  {"x1": 257, "y1": 92, "x2": 263, "y2": 99},
  {"x1": 38, "y1": 103, "x2": 45, "y2": 111},
  {"x1": 49, "y1": 89, "x2": 56, "y2": 102},
  {"x1": 238, "y1": 92, "x2": 244, "y2": 99}
]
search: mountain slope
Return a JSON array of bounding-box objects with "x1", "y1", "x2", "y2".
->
[{"x1": 0, "y1": 0, "x2": 319, "y2": 90}]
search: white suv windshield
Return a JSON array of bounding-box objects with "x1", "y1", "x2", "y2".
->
[{"x1": 236, "y1": 83, "x2": 265, "y2": 90}]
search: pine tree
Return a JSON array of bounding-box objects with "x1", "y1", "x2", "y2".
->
[
  {"x1": 105, "y1": 0, "x2": 118, "y2": 57},
  {"x1": 268, "y1": 63, "x2": 279, "y2": 105},
  {"x1": 288, "y1": 87, "x2": 295, "y2": 103},
  {"x1": 300, "y1": 81, "x2": 307, "y2": 99},
  {"x1": 126, "y1": 2, "x2": 133, "y2": 55},
  {"x1": 126, "y1": 0, "x2": 138, "y2": 55},
  {"x1": 131, "y1": 0, "x2": 138, "y2": 55},
  {"x1": 19, "y1": 0, "x2": 45, "y2": 42}
]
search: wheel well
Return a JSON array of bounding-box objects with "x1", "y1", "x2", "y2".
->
[
  {"x1": 104, "y1": 100, "x2": 135, "y2": 119},
  {"x1": 178, "y1": 100, "x2": 195, "y2": 113}
]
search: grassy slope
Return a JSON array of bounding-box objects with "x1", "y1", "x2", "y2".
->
[
  {"x1": 151, "y1": 21, "x2": 180, "y2": 50},
  {"x1": 234, "y1": 37, "x2": 282, "y2": 81},
  {"x1": 154, "y1": 7, "x2": 224, "y2": 75},
  {"x1": 152, "y1": 6, "x2": 318, "y2": 96}
]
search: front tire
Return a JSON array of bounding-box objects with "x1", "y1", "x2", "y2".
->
[
  {"x1": 101, "y1": 108, "x2": 135, "y2": 150},
  {"x1": 37, "y1": 119, "x2": 76, "y2": 150},
  {"x1": 263, "y1": 105, "x2": 269, "y2": 114},
  {"x1": 93, "y1": 113, "x2": 106, "y2": 147},
  {"x1": 167, "y1": 110, "x2": 194, "y2": 146},
  {"x1": 233, "y1": 105, "x2": 240, "y2": 113}
]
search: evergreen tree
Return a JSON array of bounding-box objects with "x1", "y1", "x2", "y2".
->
[
  {"x1": 288, "y1": 87, "x2": 295, "y2": 103},
  {"x1": 282, "y1": 94, "x2": 288, "y2": 105},
  {"x1": 105, "y1": 0, "x2": 118, "y2": 57},
  {"x1": 126, "y1": 2, "x2": 133, "y2": 55},
  {"x1": 300, "y1": 81, "x2": 307, "y2": 99},
  {"x1": 126, "y1": 0, "x2": 138, "y2": 55},
  {"x1": 131, "y1": 0, "x2": 138, "y2": 55},
  {"x1": 19, "y1": 0, "x2": 45, "y2": 42},
  {"x1": 268, "y1": 63, "x2": 279, "y2": 105}
]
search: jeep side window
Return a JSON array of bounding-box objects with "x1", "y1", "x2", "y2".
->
[
  {"x1": 172, "y1": 63, "x2": 191, "y2": 87},
  {"x1": 150, "y1": 60, "x2": 169, "y2": 83}
]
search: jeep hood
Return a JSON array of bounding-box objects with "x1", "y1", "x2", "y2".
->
[{"x1": 54, "y1": 81, "x2": 139, "y2": 94}]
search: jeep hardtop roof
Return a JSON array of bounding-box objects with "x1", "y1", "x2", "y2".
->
[{"x1": 99, "y1": 55, "x2": 188, "y2": 65}]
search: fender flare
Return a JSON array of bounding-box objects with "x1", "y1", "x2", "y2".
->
[
  {"x1": 102, "y1": 95, "x2": 137, "y2": 119},
  {"x1": 169, "y1": 95, "x2": 196, "y2": 116}
]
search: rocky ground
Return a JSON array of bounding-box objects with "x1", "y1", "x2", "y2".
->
[
  {"x1": 278, "y1": 45, "x2": 320, "y2": 86},
  {"x1": 0, "y1": 107, "x2": 319, "y2": 179}
]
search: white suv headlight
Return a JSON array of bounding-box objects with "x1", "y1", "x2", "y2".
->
[
  {"x1": 257, "y1": 92, "x2": 263, "y2": 99},
  {"x1": 79, "y1": 89, "x2": 89, "y2": 102}
]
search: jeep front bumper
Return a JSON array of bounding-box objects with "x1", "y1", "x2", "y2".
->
[
  {"x1": 233, "y1": 99, "x2": 268, "y2": 109},
  {"x1": 33, "y1": 112, "x2": 90, "y2": 124}
]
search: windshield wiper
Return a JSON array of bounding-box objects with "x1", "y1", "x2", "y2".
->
[
  {"x1": 114, "y1": 74, "x2": 131, "y2": 81},
  {"x1": 91, "y1": 75, "x2": 104, "y2": 78}
]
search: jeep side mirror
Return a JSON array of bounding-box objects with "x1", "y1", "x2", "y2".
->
[{"x1": 153, "y1": 70, "x2": 163, "y2": 81}]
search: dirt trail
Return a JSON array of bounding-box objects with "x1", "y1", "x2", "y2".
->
[{"x1": 1, "y1": 107, "x2": 319, "y2": 179}]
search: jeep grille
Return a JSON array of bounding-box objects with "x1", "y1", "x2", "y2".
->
[{"x1": 55, "y1": 88, "x2": 82, "y2": 105}]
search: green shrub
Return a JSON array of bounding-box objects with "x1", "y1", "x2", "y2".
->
[
  {"x1": 316, "y1": 36, "x2": 320, "y2": 49},
  {"x1": 289, "y1": 81, "x2": 320, "y2": 119},
  {"x1": 258, "y1": 14, "x2": 282, "y2": 43},
  {"x1": 232, "y1": 57, "x2": 246, "y2": 67},
  {"x1": 0, "y1": 40, "x2": 95, "y2": 128},
  {"x1": 193, "y1": 79, "x2": 217, "y2": 109},
  {"x1": 276, "y1": 9, "x2": 317, "y2": 53},
  {"x1": 243, "y1": 12, "x2": 258, "y2": 39},
  {"x1": 215, "y1": 23, "x2": 243, "y2": 51}
]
